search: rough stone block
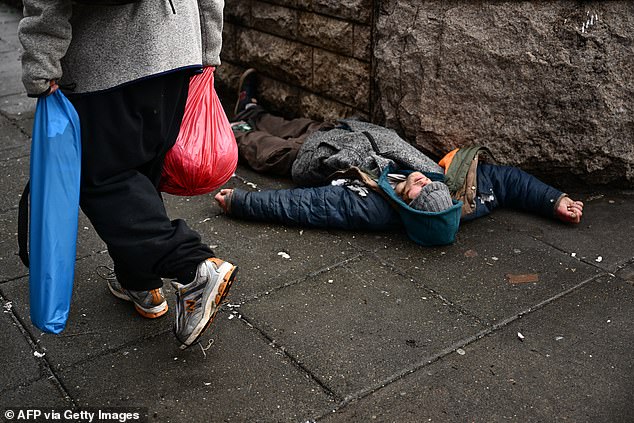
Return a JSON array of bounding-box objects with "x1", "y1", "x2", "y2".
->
[
  {"x1": 251, "y1": 2, "x2": 298, "y2": 39},
  {"x1": 224, "y1": 0, "x2": 251, "y2": 26},
  {"x1": 313, "y1": 50, "x2": 370, "y2": 110},
  {"x1": 221, "y1": 22, "x2": 238, "y2": 63},
  {"x1": 374, "y1": 1, "x2": 634, "y2": 186},
  {"x1": 311, "y1": 0, "x2": 372, "y2": 24},
  {"x1": 352, "y1": 24, "x2": 372, "y2": 61},
  {"x1": 298, "y1": 12, "x2": 353, "y2": 54},
  {"x1": 263, "y1": 0, "x2": 299, "y2": 9},
  {"x1": 299, "y1": 93, "x2": 359, "y2": 122},
  {"x1": 237, "y1": 30, "x2": 312, "y2": 86}
]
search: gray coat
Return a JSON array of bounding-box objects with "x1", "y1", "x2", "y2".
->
[
  {"x1": 19, "y1": 0, "x2": 224, "y2": 96},
  {"x1": 291, "y1": 119, "x2": 443, "y2": 186}
]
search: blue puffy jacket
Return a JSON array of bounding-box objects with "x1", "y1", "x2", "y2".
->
[
  {"x1": 229, "y1": 184, "x2": 401, "y2": 231},
  {"x1": 228, "y1": 163, "x2": 564, "y2": 232}
]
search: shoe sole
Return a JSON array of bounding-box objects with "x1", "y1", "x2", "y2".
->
[
  {"x1": 233, "y1": 68, "x2": 257, "y2": 116},
  {"x1": 107, "y1": 282, "x2": 168, "y2": 319},
  {"x1": 179, "y1": 260, "x2": 238, "y2": 349}
]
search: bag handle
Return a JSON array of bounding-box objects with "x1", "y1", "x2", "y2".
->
[{"x1": 18, "y1": 181, "x2": 30, "y2": 268}]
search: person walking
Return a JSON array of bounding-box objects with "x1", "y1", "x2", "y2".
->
[{"x1": 19, "y1": 0, "x2": 237, "y2": 349}]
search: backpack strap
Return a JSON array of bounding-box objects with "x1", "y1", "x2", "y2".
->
[
  {"x1": 444, "y1": 146, "x2": 494, "y2": 195},
  {"x1": 18, "y1": 181, "x2": 30, "y2": 268}
]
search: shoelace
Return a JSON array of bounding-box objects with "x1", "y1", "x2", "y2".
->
[{"x1": 96, "y1": 265, "x2": 116, "y2": 282}]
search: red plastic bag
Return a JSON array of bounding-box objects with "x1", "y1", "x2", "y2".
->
[{"x1": 160, "y1": 67, "x2": 238, "y2": 196}]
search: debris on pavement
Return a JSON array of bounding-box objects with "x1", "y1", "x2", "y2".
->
[
  {"x1": 506, "y1": 273, "x2": 539, "y2": 284},
  {"x1": 277, "y1": 251, "x2": 291, "y2": 259},
  {"x1": 517, "y1": 332, "x2": 525, "y2": 341}
]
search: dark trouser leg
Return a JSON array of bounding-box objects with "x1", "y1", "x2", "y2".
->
[
  {"x1": 69, "y1": 71, "x2": 213, "y2": 290},
  {"x1": 233, "y1": 105, "x2": 333, "y2": 176}
]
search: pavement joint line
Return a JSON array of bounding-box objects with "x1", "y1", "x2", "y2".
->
[
  {"x1": 0, "y1": 148, "x2": 30, "y2": 163},
  {"x1": 530, "y1": 233, "x2": 622, "y2": 275},
  {"x1": 0, "y1": 289, "x2": 77, "y2": 408},
  {"x1": 310, "y1": 272, "x2": 607, "y2": 421},
  {"x1": 369, "y1": 250, "x2": 488, "y2": 325},
  {"x1": 54, "y1": 327, "x2": 174, "y2": 371},
  {"x1": 235, "y1": 252, "x2": 364, "y2": 305},
  {"x1": 232, "y1": 310, "x2": 343, "y2": 404},
  {"x1": 0, "y1": 273, "x2": 27, "y2": 284}
]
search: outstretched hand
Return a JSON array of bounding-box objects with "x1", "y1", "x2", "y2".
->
[
  {"x1": 214, "y1": 188, "x2": 233, "y2": 213},
  {"x1": 555, "y1": 196, "x2": 584, "y2": 224}
]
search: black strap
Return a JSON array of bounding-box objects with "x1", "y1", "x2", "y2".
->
[
  {"x1": 18, "y1": 181, "x2": 30, "y2": 268},
  {"x1": 362, "y1": 131, "x2": 381, "y2": 154}
]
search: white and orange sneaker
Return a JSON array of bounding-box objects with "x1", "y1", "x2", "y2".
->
[
  {"x1": 171, "y1": 258, "x2": 238, "y2": 349},
  {"x1": 107, "y1": 276, "x2": 168, "y2": 319}
]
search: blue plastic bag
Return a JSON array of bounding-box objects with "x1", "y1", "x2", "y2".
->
[{"x1": 25, "y1": 90, "x2": 81, "y2": 333}]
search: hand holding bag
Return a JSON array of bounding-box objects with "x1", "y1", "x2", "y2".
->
[{"x1": 18, "y1": 90, "x2": 81, "y2": 334}]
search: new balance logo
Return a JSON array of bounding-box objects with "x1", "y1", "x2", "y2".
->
[{"x1": 185, "y1": 299, "x2": 197, "y2": 313}]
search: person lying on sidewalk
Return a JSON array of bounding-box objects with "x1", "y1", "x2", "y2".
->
[{"x1": 217, "y1": 69, "x2": 584, "y2": 245}]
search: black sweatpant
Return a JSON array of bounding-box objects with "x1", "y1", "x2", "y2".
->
[{"x1": 68, "y1": 70, "x2": 213, "y2": 291}]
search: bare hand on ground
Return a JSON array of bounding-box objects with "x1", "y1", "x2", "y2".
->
[
  {"x1": 555, "y1": 196, "x2": 584, "y2": 224},
  {"x1": 214, "y1": 189, "x2": 233, "y2": 213}
]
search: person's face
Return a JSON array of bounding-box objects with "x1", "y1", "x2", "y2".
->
[{"x1": 394, "y1": 172, "x2": 432, "y2": 202}]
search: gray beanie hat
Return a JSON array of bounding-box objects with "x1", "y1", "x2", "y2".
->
[{"x1": 409, "y1": 181, "x2": 453, "y2": 212}]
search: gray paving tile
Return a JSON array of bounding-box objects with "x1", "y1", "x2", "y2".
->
[
  {"x1": 0, "y1": 299, "x2": 41, "y2": 389},
  {"x1": 0, "y1": 93, "x2": 36, "y2": 120},
  {"x1": 165, "y1": 188, "x2": 365, "y2": 302},
  {"x1": 57, "y1": 317, "x2": 335, "y2": 422},
  {"x1": 0, "y1": 153, "x2": 28, "y2": 210},
  {"x1": 320, "y1": 275, "x2": 634, "y2": 423},
  {"x1": 0, "y1": 50, "x2": 23, "y2": 98},
  {"x1": 241, "y1": 254, "x2": 487, "y2": 397},
  {"x1": 373, "y1": 215, "x2": 601, "y2": 324},
  {"x1": 0, "y1": 113, "x2": 29, "y2": 155},
  {"x1": 491, "y1": 190, "x2": 634, "y2": 273},
  {"x1": 0, "y1": 208, "x2": 105, "y2": 282},
  {"x1": 0, "y1": 378, "x2": 73, "y2": 409},
  {"x1": 1, "y1": 254, "x2": 173, "y2": 369}
]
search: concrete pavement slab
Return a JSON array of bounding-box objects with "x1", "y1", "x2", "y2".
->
[
  {"x1": 1, "y1": 254, "x2": 175, "y2": 369},
  {"x1": 375, "y1": 215, "x2": 601, "y2": 324},
  {"x1": 616, "y1": 261, "x2": 634, "y2": 285},
  {"x1": 0, "y1": 112, "x2": 29, "y2": 156},
  {"x1": 0, "y1": 50, "x2": 23, "y2": 98},
  {"x1": 164, "y1": 185, "x2": 367, "y2": 303},
  {"x1": 0, "y1": 378, "x2": 73, "y2": 409},
  {"x1": 0, "y1": 298, "x2": 41, "y2": 389},
  {"x1": 0, "y1": 94, "x2": 36, "y2": 120},
  {"x1": 491, "y1": 189, "x2": 634, "y2": 273},
  {"x1": 319, "y1": 275, "x2": 634, "y2": 423},
  {"x1": 0, "y1": 152, "x2": 28, "y2": 210},
  {"x1": 0, "y1": 208, "x2": 106, "y2": 282},
  {"x1": 241, "y1": 254, "x2": 487, "y2": 397},
  {"x1": 57, "y1": 315, "x2": 336, "y2": 422},
  {"x1": 0, "y1": 208, "x2": 26, "y2": 281},
  {"x1": 0, "y1": 4, "x2": 20, "y2": 49}
]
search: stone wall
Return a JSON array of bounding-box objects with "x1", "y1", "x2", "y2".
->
[
  {"x1": 220, "y1": 0, "x2": 374, "y2": 122},
  {"x1": 374, "y1": 1, "x2": 634, "y2": 186},
  {"x1": 220, "y1": 0, "x2": 634, "y2": 186}
]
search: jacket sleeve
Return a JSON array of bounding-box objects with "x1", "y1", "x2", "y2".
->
[
  {"x1": 197, "y1": 0, "x2": 224, "y2": 66},
  {"x1": 228, "y1": 185, "x2": 402, "y2": 231},
  {"x1": 18, "y1": 0, "x2": 73, "y2": 96},
  {"x1": 478, "y1": 163, "x2": 564, "y2": 218}
]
